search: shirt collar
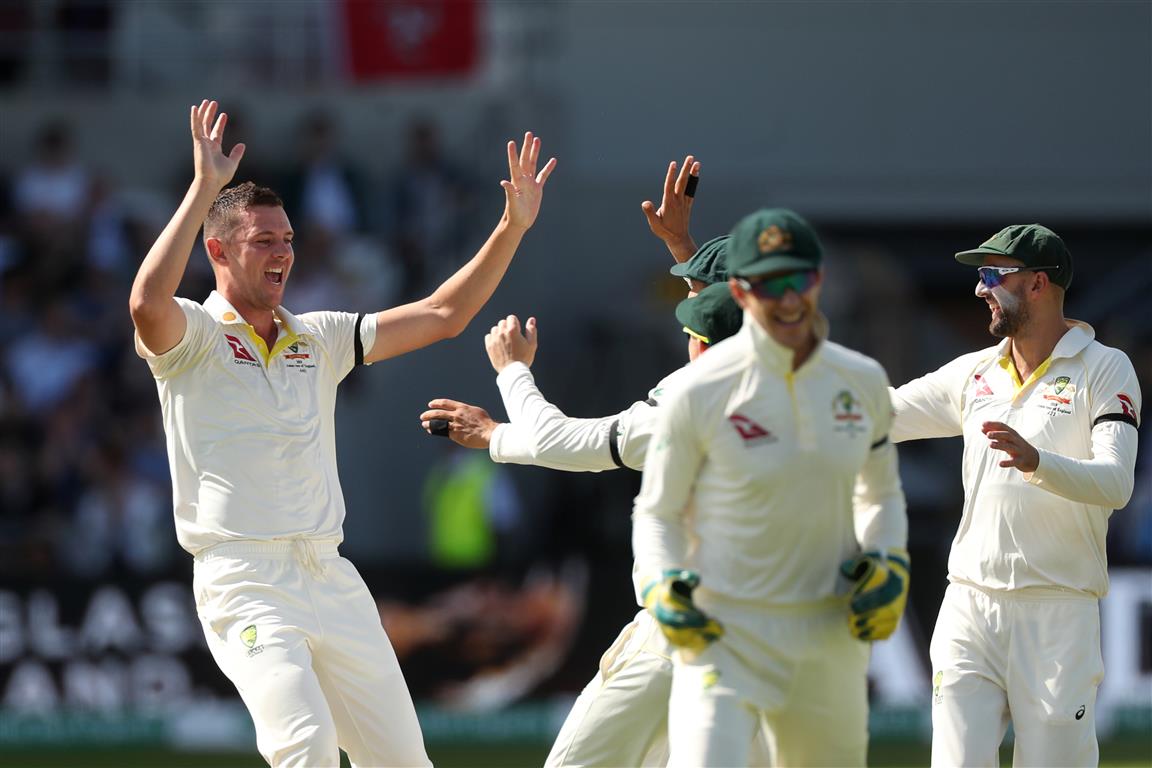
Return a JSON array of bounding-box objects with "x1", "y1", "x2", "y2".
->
[
  {"x1": 994, "y1": 318, "x2": 1096, "y2": 362},
  {"x1": 204, "y1": 290, "x2": 309, "y2": 338},
  {"x1": 744, "y1": 310, "x2": 830, "y2": 374}
]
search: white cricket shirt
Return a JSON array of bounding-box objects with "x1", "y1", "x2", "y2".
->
[
  {"x1": 136, "y1": 292, "x2": 373, "y2": 554},
  {"x1": 890, "y1": 320, "x2": 1141, "y2": 596},
  {"x1": 632, "y1": 316, "x2": 907, "y2": 604},
  {"x1": 488, "y1": 362, "x2": 692, "y2": 472}
]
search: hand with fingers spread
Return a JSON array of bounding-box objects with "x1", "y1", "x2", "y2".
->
[
  {"x1": 485, "y1": 315, "x2": 538, "y2": 373},
  {"x1": 501, "y1": 132, "x2": 557, "y2": 231},
  {"x1": 420, "y1": 399, "x2": 500, "y2": 449},
  {"x1": 190, "y1": 99, "x2": 246, "y2": 190},
  {"x1": 982, "y1": 421, "x2": 1040, "y2": 472},
  {"x1": 641, "y1": 154, "x2": 701, "y2": 263}
]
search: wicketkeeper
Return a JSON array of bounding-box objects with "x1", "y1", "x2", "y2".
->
[{"x1": 633, "y1": 208, "x2": 910, "y2": 767}]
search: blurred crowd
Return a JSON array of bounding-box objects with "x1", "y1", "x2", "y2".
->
[{"x1": 0, "y1": 112, "x2": 480, "y2": 580}]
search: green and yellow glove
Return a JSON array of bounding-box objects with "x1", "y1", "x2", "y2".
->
[
  {"x1": 641, "y1": 569, "x2": 724, "y2": 652},
  {"x1": 839, "y1": 550, "x2": 910, "y2": 641}
]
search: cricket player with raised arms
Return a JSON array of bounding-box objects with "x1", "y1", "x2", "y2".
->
[{"x1": 128, "y1": 100, "x2": 554, "y2": 767}]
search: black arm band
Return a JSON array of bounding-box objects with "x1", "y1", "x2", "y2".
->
[
  {"x1": 608, "y1": 419, "x2": 625, "y2": 468},
  {"x1": 1093, "y1": 413, "x2": 1138, "y2": 430},
  {"x1": 353, "y1": 313, "x2": 365, "y2": 367},
  {"x1": 870, "y1": 435, "x2": 889, "y2": 450}
]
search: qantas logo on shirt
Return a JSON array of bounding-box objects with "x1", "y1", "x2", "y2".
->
[
  {"x1": 728, "y1": 414, "x2": 777, "y2": 445},
  {"x1": 223, "y1": 334, "x2": 259, "y2": 365},
  {"x1": 972, "y1": 374, "x2": 994, "y2": 398},
  {"x1": 1117, "y1": 394, "x2": 1136, "y2": 419}
]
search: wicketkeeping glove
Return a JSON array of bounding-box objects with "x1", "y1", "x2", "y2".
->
[
  {"x1": 641, "y1": 569, "x2": 724, "y2": 652},
  {"x1": 839, "y1": 550, "x2": 910, "y2": 641}
]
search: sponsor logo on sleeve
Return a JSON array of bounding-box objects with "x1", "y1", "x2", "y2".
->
[{"x1": 1117, "y1": 393, "x2": 1136, "y2": 420}]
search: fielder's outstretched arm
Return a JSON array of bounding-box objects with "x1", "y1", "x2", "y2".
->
[{"x1": 365, "y1": 134, "x2": 556, "y2": 363}]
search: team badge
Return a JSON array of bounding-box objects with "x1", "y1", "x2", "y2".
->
[
  {"x1": 757, "y1": 225, "x2": 793, "y2": 254},
  {"x1": 832, "y1": 390, "x2": 867, "y2": 436},
  {"x1": 240, "y1": 624, "x2": 264, "y2": 657},
  {"x1": 1040, "y1": 376, "x2": 1075, "y2": 414},
  {"x1": 932, "y1": 670, "x2": 944, "y2": 705}
]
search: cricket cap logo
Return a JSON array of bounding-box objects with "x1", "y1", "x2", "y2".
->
[
  {"x1": 757, "y1": 225, "x2": 793, "y2": 254},
  {"x1": 240, "y1": 625, "x2": 257, "y2": 648}
]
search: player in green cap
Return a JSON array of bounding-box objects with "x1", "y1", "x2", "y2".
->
[
  {"x1": 889, "y1": 224, "x2": 1140, "y2": 767},
  {"x1": 634, "y1": 207, "x2": 909, "y2": 767},
  {"x1": 419, "y1": 161, "x2": 773, "y2": 767}
]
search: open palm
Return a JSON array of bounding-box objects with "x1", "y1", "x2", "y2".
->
[
  {"x1": 190, "y1": 99, "x2": 245, "y2": 189},
  {"x1": 501, "y1": 131, "x2": 557, "y2": 231}
]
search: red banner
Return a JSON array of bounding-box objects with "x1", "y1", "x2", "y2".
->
[{"x1": 342, "y1": 0, "x2": 479, "y2": 80}]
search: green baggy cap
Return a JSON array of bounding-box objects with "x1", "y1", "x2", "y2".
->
[
  {"x1": 675, "y1": 282, "x2": 743, "y2": 345},
  {"x1": 955, "y1": 224, "x2": 1073, "y2": 289},
  {"x1": 669, "y1": 235, "x2": 729, "y2": 285},
  {"x1": 727, "y1": 208, "x2": 823, "y2": 278}
]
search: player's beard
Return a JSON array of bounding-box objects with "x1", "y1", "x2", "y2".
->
[{"x1": 988, "y1": 284, "x2": 1028, "y2": 338}]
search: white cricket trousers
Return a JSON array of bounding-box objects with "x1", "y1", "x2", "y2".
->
[
  {"x1": 667, "y1": 599, "x2": 870, "y2": 768},
  {"x1": 193, "y1": 540, "x2": 431, "y2": 768},
  {"x1": 930, "y1": 582, "x2": 1103, "y2": 768},
  {"x1": 546, "y1": 610, "x2": 773, "y2": 767}
]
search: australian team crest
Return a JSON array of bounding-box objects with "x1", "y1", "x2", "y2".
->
[
  {"x1": 758, "y1": 225, "x2": 793, "y2": 254},
  {"x1": 240, "y1": 624, "x2": 265, "y2": 657},
  {"x1": 833, "y1": 390, "x2": 867, "y2": 436},
  {"x1": 1042, "y1": 375, "x2": 1075, "y2": 408}
]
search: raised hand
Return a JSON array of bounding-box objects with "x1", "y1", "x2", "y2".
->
[
  {"x1": 501, "y1": 132, "x2": 557, "y2": 231},
  {"x1": 982, "y1": 421, "x2": 1040, "y2": 472},
  {"x1": 190, "y1": 99, "x2": 245, "y2": 190},
  {"x1": 485, "y1": 315, "x2": 538, "y2": 373},
  {"x1": 641, "y1": 155, "x2": 700, "y2": 262},
  {"x1": 420, "y1": 399, "x2": 499, "y2": 449}
]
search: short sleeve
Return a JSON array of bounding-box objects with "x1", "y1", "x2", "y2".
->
[{"x1": 135, "y1": 298, "x2": 216, "y2": 380}]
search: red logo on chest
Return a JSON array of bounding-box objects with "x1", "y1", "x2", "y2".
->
[
  {"x1": 972, "y1": 374, "x2": 994, "y2": 398},
  {"x1": 224, "y1": 334, "x2": 257, "y2": 362},
  {"x1": 729, "y1": 414, "x2": 776, "y2": 444}
]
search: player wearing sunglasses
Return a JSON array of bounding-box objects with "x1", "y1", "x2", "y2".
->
[
  {"x1": 633, "y1": 208, "x2": 908, "y2": 766},
  {"x1": 888, "y1": 224, "x2": 1140, "y2": 767}
]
